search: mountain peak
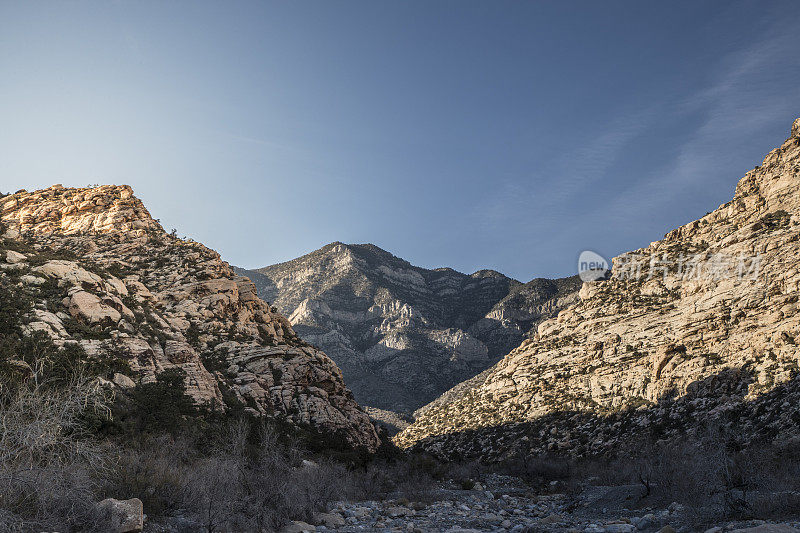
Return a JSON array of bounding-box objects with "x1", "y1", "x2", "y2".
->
[
  {"x1": 0, "y1": 184, "x2": 162, "y2": 237},
  {"x1": 247, "y1": 242, "x2": 577, "y2": 413}
]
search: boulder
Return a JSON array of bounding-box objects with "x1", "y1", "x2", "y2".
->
[
  {"x1": 387, "y1": 506, "x2": 413, "y2": 517},
  {"x1": 279, "y1": 521, "x2": 316, "y2": 533},
  {"x1": 68, "y1": 291, "x2": 121, "y2": 324},
  {"x1": 19, "y1": 274, "x2": 44, "y2": 286},
  {"x1": 96, "y1": 497, "x2": 143, "y2": 533},
  {"x1": 604, "y1": 524, "x2": 635, "y2": 533},
  {"x1": 113, "y1": 373, "x2": 136, "y2": 389},
  {"x1": 34, "y1": 260, "x2": 102, "y2": 286},
  {"x1": 5, "y1": 250, "x2": 26, "y2": 264},
  {"x1": 312, "y1": 511, "x2": 346, "y2": 527},
  {"x1": 539, "y1": 513, "x2": 562, "y2": 524}
]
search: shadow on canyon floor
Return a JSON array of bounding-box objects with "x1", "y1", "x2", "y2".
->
[{"x1": 406, "y1": 367, "x2": 800, "y2": 524}]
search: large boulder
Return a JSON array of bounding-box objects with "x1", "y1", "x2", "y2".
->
[
  {"x1": 34, "y1": 260, "x2": 103, "y2": 286},
  {"x1": 96, "y1": 497, "x2": 144, "y2": 533},
  {"x1": 68, "y1": 290, "x2": 122, "y2": 324},
  {"x1": 5, "y1": 250, "x2": 26, "y2": 264}
]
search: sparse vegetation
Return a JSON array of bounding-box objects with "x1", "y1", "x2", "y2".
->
[{"x1": 754, "y1": 209, "x2": 791, "y2": 232}]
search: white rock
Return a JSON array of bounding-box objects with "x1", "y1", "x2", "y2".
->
[
  {"x1": 312, "y1": 512, "x2": 345, "y2": 527},
  {"x1": 113, "y1": 373, "x2": 135, "y2": 389},
  {"x1": 5, "y1": 250, "x2": 26, "y2": 264},
  {"x1": 68, "y1": 291, "x2": 121, "y2": 324},
  {"x1": 34, "y1": 260, "x2": 103, "y2": 287},
  {"x1": 19, "y1": 274, "x2": 45, "y2": 286}
]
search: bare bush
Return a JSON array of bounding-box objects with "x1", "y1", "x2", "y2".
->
[
  {"x1": 107, "y1": 421, "x2": 369, "y2": 531},
  {"x1": 543, "y1": 427, "x2": 800, "y2": 526},
  {"x1": 0, "y1": 377, "x2": 115, "y2": 532},
  {"x1": 184, "y1": 456, "x2": 245, "y2": 533},
  {"x1": 107, "y1": 435, "x2": 193, "y2": 516}
]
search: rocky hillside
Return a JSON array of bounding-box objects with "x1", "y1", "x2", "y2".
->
[
  {"x1": 396, "y1": 118, "x2": 800, "y2": 461},
  {"x1": 237, "y1": 244, "x2": 579, "y2": 414},
  {"x1": 0, "y1": 185, "x2": 379, "y2": 452}
]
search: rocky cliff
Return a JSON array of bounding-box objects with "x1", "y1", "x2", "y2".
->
[
  {"x1": 0, "y1": 185, "x2": 379, "y2": 452},
  {"x1": 396, "y1": 118, "x2": 800, "y2": 461},
  {"x1": 237, "y1": 245, "x2": 579, "y2": 414}
]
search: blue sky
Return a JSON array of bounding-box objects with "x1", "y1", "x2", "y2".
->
[{"x1": 1, "y1": 1, "x2": 798, "y2": 280}]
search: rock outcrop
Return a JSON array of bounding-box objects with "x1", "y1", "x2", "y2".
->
[
  {"x1": 396, "y1": 118, "x2": 800, "y2": 460},
  {"x1": 0, "y1": 185, "x2": 379, "y2": 452},
  {"x1": 237, "y1": 245, "x2": 579, "y2": 414}
]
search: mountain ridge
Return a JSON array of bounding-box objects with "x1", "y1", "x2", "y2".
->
[{"x1": 237, "y1": 241, "x2": 580, "y2": 415}]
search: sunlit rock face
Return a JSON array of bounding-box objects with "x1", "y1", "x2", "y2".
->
[
  {"x1": 396, "y1": 118, "x2": 800, "y2": 461},
  {"x1": 238, "y1": 243, "x2": 580, "y2": 414},
  {"x1": 0, "y1": 185, "x2": 379, "y2": 452}
]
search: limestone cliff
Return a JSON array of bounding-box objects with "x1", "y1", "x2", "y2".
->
[
  {"x1": 0, "y1": 185, "x2": 379, "y2": 452},
  {"x1": 396, "y1": 118, "x2": 800, "y2": 460}
]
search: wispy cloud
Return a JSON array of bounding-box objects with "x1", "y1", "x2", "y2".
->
[
  {"x1": 480, "y1": 108, "x2": 656, "y2": 231},
  {"x1": 604, "y1": 20, "x2": 800, "y2": 226},
  {"x1": 477, "y1": 10, "x2": 800, "y2": 279}
]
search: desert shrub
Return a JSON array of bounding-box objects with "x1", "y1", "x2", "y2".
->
[
  {"x1": 754, "y1": 209, "x2": 791, "y2": 232},
  {"x1": 545, "y1": 426, "x2": 800, "y2": 526},
  {"x1": 502, "y1": 452, "x2": 573, "y2": 489},
  {"x1": 36, "y1": 277, "x2": 64, "y2": 313},
  {"x1": 103, "y1": 262, "x2": 130, "y2": 279},
  {"x1": 0, "y1": 280, "x2": 31, "y2": 338},
  {"x1": 26, "y1": 247, "x2": 78, "y2": 266},
  {"x1": 126, "y1": 368, "x2": 197, "y2": 433},
  {"x1": 105, "y1": 420, "x2": 366, "y2": 532},
  {"x1": 185, "y1": 322, "x2": 201, "y2": 348},
  {"x1": 184, "y1": 455, "x2": 245, "y2": 532},
  {"x1": 359, "y1": 453, "x2": 441, "y2": 503},
  {"x1": 0, "y1": 378, "x2": 115, "y2": 532},
  {"x1": 62, "y1": 317, "x2": 113, "y2": 340},
  {"x1": 0, "y1": 331, "x2": 99, "y2": 397},
  {"x1": 105, "y1": 435, "x2": 193, "y2": 516},
  {"x1": 200, "y1": 347, "x2": 228, "y2": 373}
]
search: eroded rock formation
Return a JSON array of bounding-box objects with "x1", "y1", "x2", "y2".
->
[{"x1": 0, "y1": 185, "x2": 379, "y2": 452}]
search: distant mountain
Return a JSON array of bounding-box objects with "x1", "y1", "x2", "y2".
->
[{"x1": 235, "y1": 244, "x2": 579, "y2": 414}]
